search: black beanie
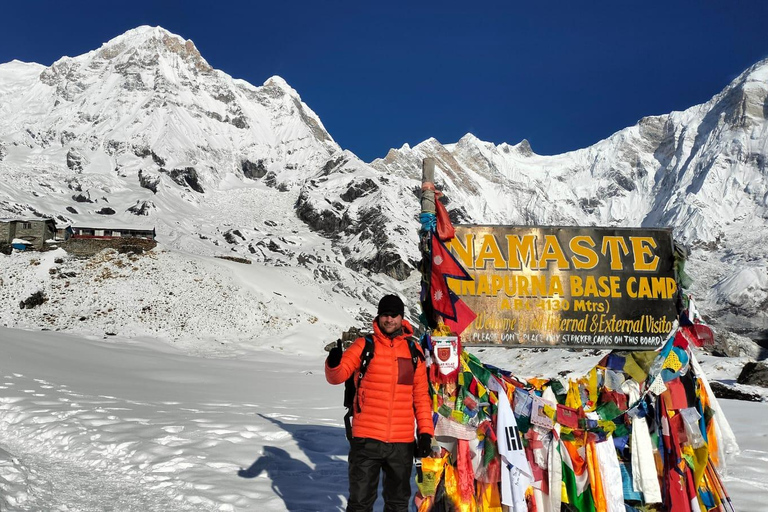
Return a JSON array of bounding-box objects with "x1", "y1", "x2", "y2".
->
[{"x1": 377, "y1": 294, "x2": 405, "y2": 317}]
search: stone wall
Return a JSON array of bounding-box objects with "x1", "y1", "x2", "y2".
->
[
  {"x1": 61, "y1": 237, "x2": 157, "y2": 257},
  {"x1": 0, "y1": 222, "x2": 12, "y2": 244}
]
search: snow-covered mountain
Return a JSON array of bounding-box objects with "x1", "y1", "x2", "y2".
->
[
  {"x1": 1, "y1": 26, "x2": 766, "y2": 350},
  {"x1": 366, "y1": 62, "x2": 768, "y2": 344}
]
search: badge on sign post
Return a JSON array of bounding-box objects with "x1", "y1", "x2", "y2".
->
[{"x1": 432, "y1": 336, "x2": 460, "y2": 378}]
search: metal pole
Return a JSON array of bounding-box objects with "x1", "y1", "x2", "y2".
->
[{"x1": 421, "y1": 158, "x2": 436, "y2": 214}]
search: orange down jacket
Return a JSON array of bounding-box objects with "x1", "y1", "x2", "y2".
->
[{"x1": 325, "y1": 318, "x2": 434, "y2": 443}]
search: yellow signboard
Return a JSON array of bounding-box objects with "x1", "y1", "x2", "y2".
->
[{"x1": 446, "y1": 226, "x2": 677, "y2": 348}]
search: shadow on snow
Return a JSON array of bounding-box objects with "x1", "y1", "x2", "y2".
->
[{"x1": 237, "y1": 414, "x2": 349, "y2": 512}]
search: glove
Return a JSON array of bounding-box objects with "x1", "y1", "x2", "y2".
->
[
  {"x1": 327, "y1": 340, "x2": 343, "y2": 368},
  {"x1": 415, "y1": 433, "x2": 433, "y2": 458}
]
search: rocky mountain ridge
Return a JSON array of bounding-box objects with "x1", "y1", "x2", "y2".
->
[{"x1": 1, "y1": 26, "x2": 766, "y2": 349}]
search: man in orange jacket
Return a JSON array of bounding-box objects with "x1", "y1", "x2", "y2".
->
[{"x1": 326, "y1": 294, "x2": 434, "y2": 512}]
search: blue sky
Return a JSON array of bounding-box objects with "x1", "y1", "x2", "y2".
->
[{"x1": 2, "y1": 1, "x2": 767, "y2": 162}]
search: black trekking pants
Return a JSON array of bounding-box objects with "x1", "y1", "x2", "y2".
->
[{"x1": 347, "y1": 437, "x2": 415, "y2": 512}]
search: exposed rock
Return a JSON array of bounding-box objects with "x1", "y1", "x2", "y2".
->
[
  {"x1": 514, "y1": 139, "x2": 534, "y2": 157},
  {"x1": 242, "y1": 159, "x2": 267, "y2": 179},
  {"x1": 345, "y1": 247, "x2": 412, "y2": 281},
  {"x1": 215, "y1": 255, "x2": 251, "y2": 264},
  {"x1": 151, "y1": 150, "x2": 165, "y2": 167},
  {"x1": 737, "y1": 361, "x2": 768, "y2": 387},
  {"x1": 340, "y1": 178, "x2": 378, "y2": 202},
  {"x1": 138, "y1": 170, "x2": 159, "y2": 194},
  {"x1": 105, "y1": 139, "x2": 124, "y2": 156},
  {"x1": 66, "y1": 206, "x2": 78, "y2": 214},
  {"x1": 230, "y1": 116, "x2": 248, "y2": 129},
  {"x1": 164, "y1": 167, "x2": 204, "y2": 193},
  {"x1": 72, "y1": 193, "x2": 92, "y2": 203},
  {"x1": 133, "y1": 146, "x2": 151, "y2": 158},
  {"x1": 126, "y1": 200, "x2": 154, "y2": 216},
  {"x1": 66, "y1": 178, "x2": 82, "y2": 191},
  {"x1": 611, "y1": 171, "x2": 636, "y2": 192},
  {"x1": 295, "y1": 190, "x2": 347, "y2": 236},
  {"x1": 320, "y1": 156, "x2": 347, "y2": 176},
  {"x1": 19, "y1": 291, "x2": 48, "y2": 309},
  {"x1": 66, "y1": 149, "x2": 85, "y2": 171},
  {"x1": 709, "y1": 381, "x2": 764, "y2": 402},
  {"x1": 223, "y1": 229, "x2": 244, "y2": 244},
  {"x1": 96, "y1": 207, "x2": 115, "y2": 215},
  {"x1": 710, "y1": 330, "x2": 762, "y2": 359}
]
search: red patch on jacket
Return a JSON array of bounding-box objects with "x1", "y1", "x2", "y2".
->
[{"x1": 397, "y1": 357, "x2": 414, "y2": 385}]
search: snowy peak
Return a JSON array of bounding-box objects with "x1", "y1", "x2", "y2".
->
[
  {"x1": 39, "y1": 25, "x2": 212, "y2": 97},
  {"x1": 94, "y1": 25, "x2": 212, "y2": 73}
]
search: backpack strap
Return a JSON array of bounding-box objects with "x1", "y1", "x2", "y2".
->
[
  {"x1": 357, "y1": 335, "x2": 375, "y2": 382},
  {"x1": 406, "y1": 335, "x2": 425, "y2": 370},
  {"x1": 354, "y1": 335, "x2": 375, "y2": 413}
]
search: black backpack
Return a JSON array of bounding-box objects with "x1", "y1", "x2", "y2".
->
[{"x1": 343, "y1": 334, "x2": 425, "y2": 441}]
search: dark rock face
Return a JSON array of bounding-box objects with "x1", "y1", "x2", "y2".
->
[
  {"x1": 737, "y1": 361, "x2": 768, "y2": 387},
  {"x1": 345, "y1": 247, "x2": 412, "y2": 281},
  {"x1": 448, "y1": 205, "x2": 471, "y2": 225},
  {"x1": 579, "y1": 197, "x2": 602, "y2": 215},
  {"x1": 320, "y1": 156, "x2": 347, "y2": 176},
  {"x1": 295, "y1": 190, "x2": 348, "y2": 236},
  {"x1": 164, "y1": 167, "x2": 204, "y2": 193},
  {"x1": 340, "y1": 178, "x2": 378, "y2": 202},
  {"x1": 341, "y1": 205, "x2": 413, "y2": 281},
  {"x1": 138, "y1": 170, "x2": 159, "y2": 194},
  {"x1": 126, "y1": 200, "x2": 154, "y2": 216},
  {"x1": 72, "y1": 193, "x2": 92, "y2": 203},
  {"x1": 295, "y1": 178, "x2": 414, "y2": 281},
  {"x1": 263, "y1": 171, "x2": 278, "y2": 188},
  {"x1": 66, "y1": 206, "x2": 78, "y2": 214},
  {"x1": 134, "y1": 146, "x2": 151, "y2": 158},
  {"x1": 96, "y1": 207, "x2": 116, "y2": 215},
  {"x1": 66, "y1": 149, "x2": 84, "y2": 171},
  {"x1": 151, "y1": 151, "x2": 166, "y2": 167},
  {"x1": 230, "y1": 116, "x2": 248, "y2": 129},
  {"x1": 709, "y1": 381, "x2": 764, "y2": 402},
  {"x1": 223, "y1": 229, "x2": 244, "y2": 244},
  {"x1": 19, "y1": 291, "x2": 47, "y2": 309},
  {"x1": 242, "y1": 159, "x2": 268, "y2": 179},
  {"x1": 613, "y1": 171, "x2": 636, "y2": 192}
]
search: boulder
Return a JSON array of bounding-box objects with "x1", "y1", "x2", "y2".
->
[
  {"x1": 709, "y1": 381, "x2": 763, "y2": 402},
  {"x1": 737, "y1": 361, "x2": 768, "y2": 387}
]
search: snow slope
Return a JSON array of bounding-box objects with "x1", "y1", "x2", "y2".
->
[{"x1": 0, "y1": 327, "x2": 765, "y2": 511}]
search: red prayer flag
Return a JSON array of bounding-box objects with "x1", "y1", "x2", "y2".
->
[
  {"x1": 429, "y1": 233, "x2": 476, "y2": 334},
  {"x1": 434, "y1": 192, "x2": 455, "y2": 241},
  {"x1": 430, "y1": 233, "x2": 471, "y2": 281},
  {"x1": 677, "y1": 324, "x2": 715, "y2": 347},
  {"x1": 443, "y1": 293, "x2": 477, "y2": 335}
]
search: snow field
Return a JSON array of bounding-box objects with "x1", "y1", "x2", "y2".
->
[
  {"x1": 1, "y1": 327, "x2": 766, "y2": 511},
  {"x1": 0, "y1": 328, "x2": 351, "y2": 511}
]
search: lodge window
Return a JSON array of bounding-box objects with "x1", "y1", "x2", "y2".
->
[{"x1": 22, "y1": 222, "x2": 32, "y2": 229}]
